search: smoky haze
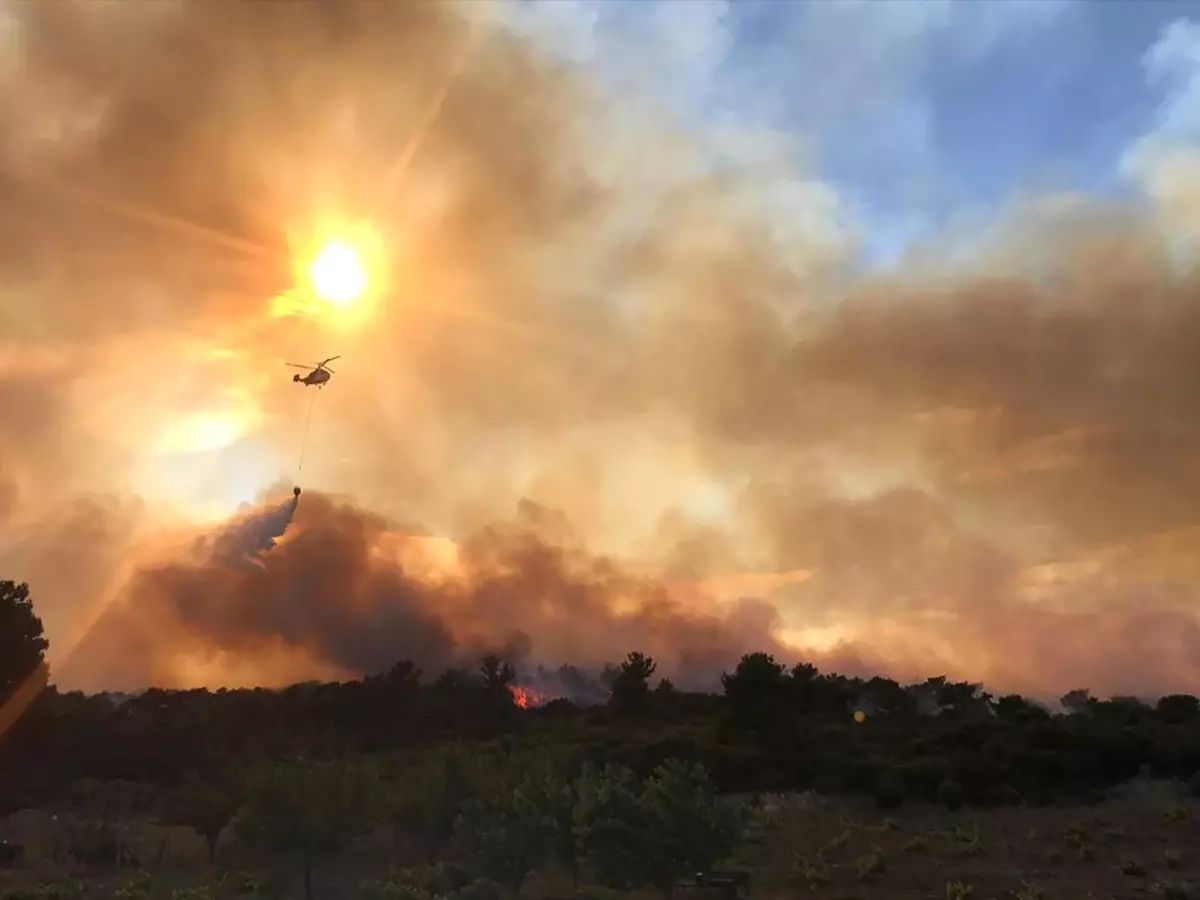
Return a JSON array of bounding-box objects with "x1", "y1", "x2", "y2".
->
[{"x1": 3, "y1": 0, "x2": 1200, "y2": 699}]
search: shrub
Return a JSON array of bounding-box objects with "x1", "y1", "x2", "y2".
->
[
  {"x1": 936, "y1": 778, "x2": 964, "y2": 811},
  {"x1": 873, "y1": 772, "x2": 906, "y2": 811},
  {"x1": 456, "y1": 880, "x2": 504, "y2": 900},
  {"x1": 1188, "y1": 770, "x2": 1200, "y2": 798}
]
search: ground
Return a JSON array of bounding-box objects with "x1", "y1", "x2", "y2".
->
[
  {"x1": 2, "y1": 780, "x2": 1199, "y2": 899},
  {"x1": 731, "y1": 779, "x2": 1200, "y2": 900}
]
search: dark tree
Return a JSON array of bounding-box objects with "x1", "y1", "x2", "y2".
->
[
  {"x1": 1158, "y1": 694, "x2": 1200, "y2": 724},
  {"x1": 0, "y1": 580, "x2": 49, "y2": 704},
  {"x1": 721, "y1": 653, "x2": 788, "y2": 738},
  {"x1": 479, "y1": 655, "x2": 516, "y2": 692},
  {"x1": 381, "y1": 660, "x2": 422, "y2": 692},
  {"x1": 164, "y1": 770, "x2": 245, "y2": 864},
  {"x1": 994, "y1": 694, "x2": 1051, "y2": 723},
  {"x1": 609, "y1": 652, "x2": 657, "y2": 716}
]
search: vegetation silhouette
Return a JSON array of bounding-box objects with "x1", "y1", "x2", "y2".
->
[{"x1": 4, "y1": 579, "x2": 1200, "y2": 897}]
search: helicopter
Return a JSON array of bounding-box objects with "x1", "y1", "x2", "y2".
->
[{"x1": 287, "y1": 356, "x2": 340, "y2": 388}]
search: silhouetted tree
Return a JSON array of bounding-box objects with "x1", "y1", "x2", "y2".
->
[
  {"x1": 858, "y1": 676, "x2": 916, "y2": 717},
  {"x1": 1158, "y1": 694, "x2": 1200, "y2": 724},
  {"x1": 164, "y1": 770, "x2": 245, "y2": 864},
  {"x1": 1061, "y1": 688, "x2": 1092, "y2": 714},
  {"x1": 479, "y1": 655, "x2": 516, "y2": 692},
  {"x1": 722, "y1": 653, "x2": 788, "y2": 738},
  {"x1": 381, "y1": 660, "x2": 422, "y2": 692},
  {"x1": 435, "y1": 668, "x2": 478, "y2": 692},
  {"x1": 994, "y1": 694, "x2": 1051, "y2": 723},
  {"x1": 609, "y1": 652, "x2": 657, "y2": 716},
  {"x1": 0, "y1": 580, "x2": 48, "y2": 705}
]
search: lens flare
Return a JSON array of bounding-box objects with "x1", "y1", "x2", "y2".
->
[
  {"x1": 272, "y1": 221, "x2": 385, "y2": 323},
  {"x1": 308, "y1": 239, "x2": 368, "y2": 306}
]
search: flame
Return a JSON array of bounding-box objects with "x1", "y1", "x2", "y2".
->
[{"x1": 508, "y1": 684, "x2": 548, "y2": 708}]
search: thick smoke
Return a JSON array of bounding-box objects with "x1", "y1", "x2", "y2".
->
[
  {"x1": 63, "y1": 493, "x2": 786, "y2": 692},
  {"x1": 3, "y1": 1, "x2": 1200, "y2": 698},
  {"x1": 211, "y1": 487, "x2": 301, "y2": 570}
]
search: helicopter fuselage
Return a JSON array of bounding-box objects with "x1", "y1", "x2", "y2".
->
[{"x1": 294, "y1": 368, "x2": 331, "y2": 386}]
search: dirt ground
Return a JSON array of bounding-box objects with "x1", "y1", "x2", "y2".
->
[
  {"x1": 1, "y1": 779, "x2": 1199, "y2": 899},
  {"x1": 732, "y1": 779, "x2": 1200, "y2": 900}
]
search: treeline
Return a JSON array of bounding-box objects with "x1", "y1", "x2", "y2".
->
[
  {"x1": 5, "y1": 579, "x2": 1200, "y2": 816},
  {"x1": 5, "y1": 648, "x2": 1200, "y2": 815}
]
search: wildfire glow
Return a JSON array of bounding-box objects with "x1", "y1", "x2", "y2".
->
[
  {"x1": 308, "y1": 239, "x2": 368, "y2": 306},
  {"x1": 509, "y1": 684, "x2": 548, "y2": 709}
]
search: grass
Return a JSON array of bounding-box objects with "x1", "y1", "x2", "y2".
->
[
  {"x1": 3, "y1": 779, "x2": 1200, "y2": 899},
  {"x1": 724, "y1": 778, "x2": 1200, "y2": 898}
]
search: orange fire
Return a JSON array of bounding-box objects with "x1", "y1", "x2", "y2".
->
[{"x1": 508, "y1": 684, "x2": 548, "y2": 709}]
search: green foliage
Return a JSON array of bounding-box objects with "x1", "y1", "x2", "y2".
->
[
  {"x1": 164, "y1": 770, "x2": 245, "y2": 863},
  {"x1": 112, "y1": 871, "x2": 151, "y2": 900},
  {"x1": 455, "y1": 879, "x2": 504, "y2": 900},
  {"x1": 358, "y1": 878, "x2": 435, "y2": 900},
  {"x1": 854, "y1": 850, "x2": 886, "y2": 880},
  {"x1": 387, "y1": 745, "x2": 492, "y2": 862},
  {"x1": 235, "y1": 757, "x2": 381, "y2": 899},
  {"x1": 170, "y1": 883, "x2": 222, "y2": 900},
  {"x1": 575, "y1": 760, "x2": 742, "y2": 897},
  {"x1": 16, "y1": 636, "x2": 1200, "y2": 825},
  {"x1": 452, "y1": 761, "x2": 560, "y2": 893},
  {"x1": 358, "y1": 867, "x2": 503, "y2": 900},
  {"x1": 0, "y1": 885, "x2": 85, "y2": 900}
]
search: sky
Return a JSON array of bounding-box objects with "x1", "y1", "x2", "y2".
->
[
  {"x1": 5, "y1": 0, "x2": 1200, "y2": 701},
  {"x1": 502, "y1": 0, "x2": 1200, "y2": 262}
]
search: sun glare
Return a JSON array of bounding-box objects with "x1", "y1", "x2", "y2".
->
[
  {"x1": 273, "y1": 220, "x2": 386, "y2": 323},
  {"x1": 308, "y1": 239, "x2": 368, "y2": 306}
]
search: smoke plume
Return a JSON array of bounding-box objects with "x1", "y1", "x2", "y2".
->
[{"x1": 3, "y1": 1, "x2": 1200, "y2": 699}]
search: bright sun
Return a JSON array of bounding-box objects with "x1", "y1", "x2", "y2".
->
[{"x1": 308, "y1": 239, "x2": 368, "y2": 306}]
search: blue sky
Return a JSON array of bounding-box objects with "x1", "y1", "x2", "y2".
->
[{"x1": 501, "y1": 0, "x2": 1200, "y2": 265}]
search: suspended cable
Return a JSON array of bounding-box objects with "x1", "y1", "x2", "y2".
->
[{"x1": 295, "y1": 388, "x2": 318, "y2": 478}]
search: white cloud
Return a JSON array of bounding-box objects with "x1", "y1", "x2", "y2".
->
[
  {"x1": 493, "y1": 0, "x2": 1075, "y2": 269},
  {"x1": 1122, "y1": 19, "x2": 1200, "y2": 256}
]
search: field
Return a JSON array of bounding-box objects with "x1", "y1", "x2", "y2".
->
[
  {"x1": 3, "y1": 779, "x2": 1200, "y2": 900},
  {"x1": 733, "y1": 781, "x2": 1200, "y2": 899}
]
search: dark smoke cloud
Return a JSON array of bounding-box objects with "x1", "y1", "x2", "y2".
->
[
  {"x1": 211, "y1": 489, "x2": 300, "y2": 569},
  {"x1": 64, "y1": 492, "x2": 786, "y2": 692},
  {"x1": 3, "y1": 0, "x2": 1200, "y2": 699}
]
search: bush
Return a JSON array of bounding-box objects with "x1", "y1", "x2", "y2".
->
[
  {"x1": 1187, "y1": 770, "x2": 1200, "y2": 799},
  {"x1": 936, "y1": 778, "x2": 965, "y2": 811},
  {"x1": 426, "y1": 862, "x2": 471, "y2": 896},
  {"x1": 873, "y1": 772, "x2": 906, "y2": 811},
  {"x1": 456, "y1": 880, "x2": 504, "y2": 900}
]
